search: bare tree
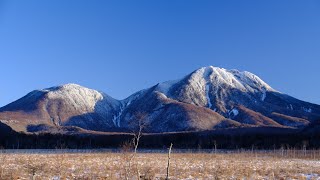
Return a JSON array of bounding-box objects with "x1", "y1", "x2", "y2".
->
[
  {"x1": 123, "y1": 112, "x2": 149, "y2": 180},
  {"x1": 302, "y1": 140, "x2": 308, "y2": 157},
  {"x1": 166, "y1": 143, "x2": 173, "y2": 180},
  {"x1": 132, "y1": 112, "x2": 148, "y2": 154},
  {"x1": 213, "y1": 140, "x2": 217, "y2": 154}
]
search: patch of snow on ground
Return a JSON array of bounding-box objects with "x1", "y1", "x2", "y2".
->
[
  {"x1": 1, "y1": 151, "x2": 320, "y2": 179},
  {"x1": 300, "y1": 173, "x2": 320, "y2": 180}
]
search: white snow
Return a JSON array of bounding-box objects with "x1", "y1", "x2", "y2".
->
[
  {"x1": 162, "y1": 66, "x2": 277, "y2": 109},
  {"x1": 261, "y1": 91, "x2": 266, "y2": 101},
  {"x1": 112, "y1": 90, "x2": 147, "y2": 127},
  {"x1": 178, "y1": 66, "x2": 276, "y2": 108},
  {"x1": 113, "y1": 104, "x2": 124, "y2": 127},
  {"x1": 191, "y1": 66, "x2": 276, "y2": 94},
  {"x1": 44, "y1": 84, "x2": 105, "y2": 113},
  {"x1": 301, "y1": 173, "x2": 320, "y2": 180},
  {"x1": 261, "y1": 92, "x2": 266, "y2": 101},
  {"x1": 205, "y1": 84, "x2": 212, "y2": 108},
  {"x1": 52, "y1": 176, "x2": 60, "y2": 180},
  {"x1": 20, "y1": 66, "x2": 282, "y2": 129},
  {"x1": 209, "y1": 67, "x2": 247, "y2": 92},
  {"x1": 229, "y1": 108, "x2": 239, "y2": 118},
  {"x1": 1, "y1": 151, "x2": 320, "y2": 179},
  {"x1": 38, "y1": 83, "x2": 122, "y2": 127},
  {"x1": 303, "y1": 107, "x2": 312, "y2": 113}
]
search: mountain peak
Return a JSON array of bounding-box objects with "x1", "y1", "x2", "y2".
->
[
  {"x1": 1, "y1": 66, "x2": 319, "y2": 134},
  {"x1": 40, "y1": 83, "x2": 108, "y2": 107},
  {"x1": 59, "y1": 83, "x2": 83, "y2": 89},
  {"x1": 192, "y1": 66, "x2": 275, "y2": 93},
  {"x1": 42, "y1": 83, "x2": 85, "y2": 92}
]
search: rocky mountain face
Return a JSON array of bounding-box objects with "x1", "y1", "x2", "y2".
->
[
  {"x1": 0, "y1": 84, "x2": 121, "y2": 132},
  {"x1": 157, "y1": 67, "x2": 320, "y2": 127},
  {"x1": 0, "y1": 66, "x2": 319, "y2": 133}
]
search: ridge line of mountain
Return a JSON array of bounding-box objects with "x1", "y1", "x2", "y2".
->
[{"x1": 0, "y1": 66, "x2": 319, "y2": 134}]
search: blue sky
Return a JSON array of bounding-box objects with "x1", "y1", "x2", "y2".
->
[{"x1": 0, "y1": 0, "x2": 319, "y2": 106}]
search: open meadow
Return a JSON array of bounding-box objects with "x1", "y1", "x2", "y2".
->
[{"x1": 0, "y1": 149, "x2": 320, "y2": 180}]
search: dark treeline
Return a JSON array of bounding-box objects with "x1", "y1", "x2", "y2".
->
[{"x1": 1, "y1": 127, "x2": 320, "y2": 150}]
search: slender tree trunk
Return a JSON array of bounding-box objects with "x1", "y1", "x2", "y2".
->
[
  {"x1": 166, "y1": 143, "x2": 173, "y2": 180},
  {"x1": 134, "y1": 128, "x2": 141, "y2": 180}
]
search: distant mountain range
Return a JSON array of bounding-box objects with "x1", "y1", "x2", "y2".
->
[{"x1": 1, "y1": 66, "x2": 319, "y2": 134}]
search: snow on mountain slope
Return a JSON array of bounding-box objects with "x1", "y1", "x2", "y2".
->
[
  {"x1": 114, "y1": 66, "x2": 287, "y2": 131},
  {"x1": 0, "y1": 84, "x2": 121, "y2": 132},
  {"x1": 1, "y1": 66, "x2": 320, "y2": 133},
  {"x1": 158, "y1": 66, "x2": 275, "y2": 107},
  {"x1": 116, "y1": 88, "x2": 241, "y2": 132},
  {"x1": 44, "y1": 83, "x2": 120, "y2": 114},
  {"x1": 151, "y1": 66, "x2": 320, "y2": 127}
]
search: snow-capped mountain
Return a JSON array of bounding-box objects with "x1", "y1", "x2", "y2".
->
[
  {"x1": 0, "y1": 84, "x2": 121, "y2": 132},
  {"x1": 0, "y1": 66, "x2": 319, "y2": 133},
  {"x1": 118, "y1": 66, "x2": 320, "y2": 131},
  {"x1": 162, "y1": 67, "x2": 320, "y2": 125}
]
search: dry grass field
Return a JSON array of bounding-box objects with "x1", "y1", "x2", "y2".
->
[{"x1": 0, "y1": 150, "x2": 320, "y2": 180}]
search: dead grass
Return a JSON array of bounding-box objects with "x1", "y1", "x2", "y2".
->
[{"x1": 0, "y1": 150, "x2": 319, "y2": 179}]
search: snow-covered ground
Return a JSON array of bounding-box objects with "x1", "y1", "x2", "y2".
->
[{"x1": 0, "y1": 150, "x2": 320, "y2": 179}]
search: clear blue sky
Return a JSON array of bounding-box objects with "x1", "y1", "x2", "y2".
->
[{"x1": 0, "y1": 0, "x2": 319, "y2": 107}]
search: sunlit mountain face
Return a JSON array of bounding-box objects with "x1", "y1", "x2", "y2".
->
[{"x1": 1, "y1": 66, "x2": 319, "y2": 133}]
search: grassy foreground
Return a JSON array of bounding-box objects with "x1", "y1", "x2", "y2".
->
[{"x1": 0, "y1": 150, "x2": 320, "y2": 179}]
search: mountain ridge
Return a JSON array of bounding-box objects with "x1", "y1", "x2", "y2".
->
[{"x1": 1, "y1": 66, "x2": 319, "y2": 133}]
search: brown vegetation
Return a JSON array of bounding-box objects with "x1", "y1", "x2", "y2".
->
[{"x1": 0, "y1": 150, "x2": 319, "y2": 179}]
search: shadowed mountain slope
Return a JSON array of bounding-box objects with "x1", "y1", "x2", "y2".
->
[{"x1": 1, "y1": 66, "x2": 319, "y2": 133}]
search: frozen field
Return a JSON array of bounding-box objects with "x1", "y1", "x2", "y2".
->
[{"x1": 0, "y1": 149, "x2": 320, "y2": 179}]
